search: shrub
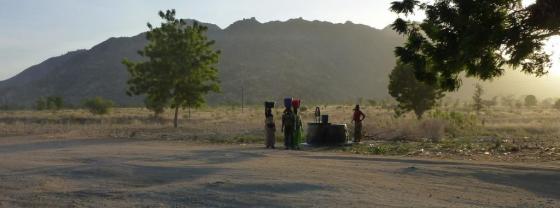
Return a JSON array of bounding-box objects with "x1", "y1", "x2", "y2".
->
[
  {"x1": 35, "y1": 96, "x2": 64, "y2": 111},
  {"x1": 82, "y1": 97, "x2": 114, "y2": 115}
]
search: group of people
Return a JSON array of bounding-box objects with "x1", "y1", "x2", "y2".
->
[
  {"x1": 264, "y1": 98, "x2": 304, "y2": 149},
  {"x1": 264, "y1": 100, "x2": 366, "y2": 149}
]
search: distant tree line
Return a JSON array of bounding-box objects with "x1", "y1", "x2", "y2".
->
[{"x1": 30, "y1": 96, "x2": 114, "y2": 115}]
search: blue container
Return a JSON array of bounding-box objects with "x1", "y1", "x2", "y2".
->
[{"x1": 284, "y1": 98, "x2": 293, "y2": 108}]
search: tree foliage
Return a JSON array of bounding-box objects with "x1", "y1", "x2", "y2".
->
[
  {"x1": 390, "y1": 0, "x2": 560, "y2": 91},
  {"x1": 123, "y1": 10, "x2": 220, "y2": 127},
  {"x1": 144, "y1": 96, "x2": 166, "y2": 117},
  {"x1": 524, "y1": 95, "x2": 538, "y2": 107},
  {"x1": 389, "y1": 62, "x2": 443, "y2": 119},
  {"x1": 83, "y1": 97, "x2": 113, "y2": 115}
]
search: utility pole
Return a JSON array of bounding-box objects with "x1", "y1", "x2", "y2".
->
[
  {"x1": 240, "y1": 64, "x2": 247, "y2": 114},
  {"x1": 241, "y1": 86, "x2": 245, "y2": 113}
]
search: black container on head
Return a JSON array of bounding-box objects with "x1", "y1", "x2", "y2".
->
[
  {"x1": 265, "y1": 102, "x2": 275, "y2": 108},
  {"x1": 264, "y1": 101, "x2": 275, "y2": 118}
]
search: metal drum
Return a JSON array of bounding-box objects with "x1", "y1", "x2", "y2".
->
[
  {"x1": 306, "y1": 123, "x2": 326, "y2": 145},
  {"x1": 306, "y1": 122, "x2": 348, "y2": 145},
  {"x1": 326, "y1": 124, "x2": 348, "y2": 144}
]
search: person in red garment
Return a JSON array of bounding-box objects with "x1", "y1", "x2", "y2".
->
[{"x1": 352, "y1": 105, "x2": 366, "y2": 143}]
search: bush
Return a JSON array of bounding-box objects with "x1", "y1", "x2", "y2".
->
[
  {"x1": 82, "y1": 97, "x2": 114, "y2": 115},
  {"x1": 428, "y1": 110, "x2": 480, "y2": 137},
  {"x1": 36, "y1": 96, "x2": 64, "y2": 111}
]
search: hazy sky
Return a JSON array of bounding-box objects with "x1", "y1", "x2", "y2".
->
[{"x1": 0, "y1": 0, "x2": 403, "y2": 81}]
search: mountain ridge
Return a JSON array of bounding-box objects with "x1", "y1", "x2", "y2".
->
[{"x1": 0, "y1": 18, "x2": 403, "y2": 107}]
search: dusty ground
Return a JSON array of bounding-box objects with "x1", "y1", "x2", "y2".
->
[{"x1": 0, "y1": 136, "x2": 559, "y2": 208}]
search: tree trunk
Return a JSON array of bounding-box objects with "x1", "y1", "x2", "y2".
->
[
  {"x1": 415, "y1": 109, "x2": 423, "y2": 120},
  {"x1": 173, "y1": 106, "x2": 179, "y2": 128}
]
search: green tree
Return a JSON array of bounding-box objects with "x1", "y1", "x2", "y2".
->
[
  {"x1": 82, "y1": 97, "x2": 113, "y2": 115},
  {"x1": 390, "y1": 0, "x2": 560, "y2": 91},
  {"x1": 123, "y1": 10, "x2": 220, "y2": 128},
  {"x1": 389, "y1": 62, "x2": 443, "y2": 119},
  {"x1": 524, "y1": 95, "x2": 538, "y2": 107},
  {"x1": 472, "y1": 84, "x2": 484, "y2": 114}
]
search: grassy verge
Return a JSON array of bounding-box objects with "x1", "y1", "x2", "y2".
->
[{"x1": 342, "y1": 137, "x2": 560, "y2": 161}]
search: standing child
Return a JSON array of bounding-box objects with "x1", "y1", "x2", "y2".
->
[{"x1": 314, "y1": 107, "x2": 321, "y2": 123}]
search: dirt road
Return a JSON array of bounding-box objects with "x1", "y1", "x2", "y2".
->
[{"x1": 0, "y1": 136, "x2": 559, "y2": 208}]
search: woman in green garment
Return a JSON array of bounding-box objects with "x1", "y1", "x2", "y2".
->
[
  {"x1": 294, "y1": 112, "x2": 303, "y2": 149},
  {"x1": 292, "y1": 99, "x2": 303, "y2": 150}
]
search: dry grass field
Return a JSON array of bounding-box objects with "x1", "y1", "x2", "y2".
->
[{"x1": 0, "y1": 105, "x2": 559, "y2": 162}]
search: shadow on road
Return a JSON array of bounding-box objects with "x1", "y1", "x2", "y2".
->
[
  {"x1": 134, "y1": 147, "x2": 267, "y2": 165},
  {"x1": 302, "y1": 155, "x2": 560, "y2": 172},
  {"x1": 472, "y1": 171, "x2": 560, "y2": 199},
  {"x1": 206, "y1": 182, "x2": 327, "y2": 194},
  {"x1": 0, "y1": 138, "x2": 133, "y2": 155},
  {"x1": 305, "y1": 155, "x2": 560, "y2": 200},
  {"x1": 2, "y1": 158, "x2": 224, "y2": 188},
  {"x1": 125, "y1": 181, "x2": 329, "y2": 208}
]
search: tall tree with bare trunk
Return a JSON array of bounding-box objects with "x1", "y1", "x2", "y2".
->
[{"x1": 123, "y1": 9, "x2": 221, "y2": 128}]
